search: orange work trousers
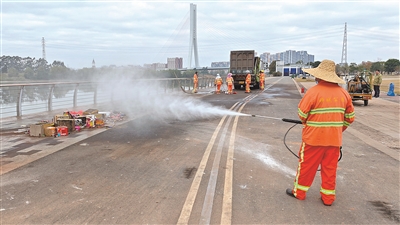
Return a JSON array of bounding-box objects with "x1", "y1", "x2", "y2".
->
[
  {"x1": 193, "y1": 82, "x2": 198, "y2": 93},
  {"x1": 245, "y1": 83, "x2": 250, "y2": 93},
  {"x1": 292, "y1": 142, "x2": 339, "y2": 205},
  {"x1": 260, "y1": 79, "x2": 265, "y2": 90},
  {"x1": 216, "y1": 84, "x2": 221, "y2": 94},
  {"x1": 227, "y1": 84, "x2": 233, "y2": 94}
]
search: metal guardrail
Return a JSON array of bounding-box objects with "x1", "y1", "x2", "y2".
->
[{"x1": 0, "y1": 77, "x2": 215, "y2": 118}]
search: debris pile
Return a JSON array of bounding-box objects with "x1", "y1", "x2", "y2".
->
[{"x1": 28, "y1": 109, "x2": 126, "y2": 137}]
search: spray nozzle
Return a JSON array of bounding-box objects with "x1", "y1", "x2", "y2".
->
[{"x1": 248, "y1": 114, "x2": 302, "y2": 124}]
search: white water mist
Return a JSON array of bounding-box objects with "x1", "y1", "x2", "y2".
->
[{"x1": 97, "y1": 78, "x2": 246, "y2": 121}]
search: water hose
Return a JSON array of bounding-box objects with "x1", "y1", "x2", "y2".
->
[{"x1": 248, "y1": 114, "x2": 343, "y2": 162}]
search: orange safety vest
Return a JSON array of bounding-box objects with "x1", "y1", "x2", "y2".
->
[
  {"x1": 245, "y1": 74, "x2": 251, "y2": 84},
  {"x1": 226, "y1": 77, "x2": 234, "y2": 85},
  {"x1": 193, "y1": 74, "x2": 198, "y2": 83},
  {"x1": 298, "y1": 80, "x2": 355, "y2": 146},
  {"x1": 260, "y1": 72, "x2": 265, "y2": 81}
]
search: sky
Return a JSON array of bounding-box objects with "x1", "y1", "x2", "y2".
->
[{"x1": 1, "y1": 0, "x2": 399, "y2": 69}]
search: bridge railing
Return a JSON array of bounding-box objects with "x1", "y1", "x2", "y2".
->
[{"x1": 0, "y1": 77, "x2": 215, "y2": 118}]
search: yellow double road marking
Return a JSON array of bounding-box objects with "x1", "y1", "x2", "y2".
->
[{"x1": 178, "y1": 78, "x2": 283, "y2": 225}]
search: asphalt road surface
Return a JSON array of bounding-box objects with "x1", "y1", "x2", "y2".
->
[{"x1": 1, "y1": 77, "x2": 399, "y2": 224}]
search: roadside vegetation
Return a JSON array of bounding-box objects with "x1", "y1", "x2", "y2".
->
[{"x1": 295, "y1": 75, "x2": 400, "y2": 95}]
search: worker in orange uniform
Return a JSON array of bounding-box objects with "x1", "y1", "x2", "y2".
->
[
  {"x1": 259, "y1": 70, "x2": 265, "y2": 90},
  {"x1": 214, "y1": 74, "x2": 223, "y2": 94},
  {"x1": 192, "y1": 71, "x2": 198, "y2": 93},
  {"x1": 245, "y1": 71, "x2": 251, "y2": 93},
  {"x1": 226, "y1": 73, "x2": 234, "y2": 94},
  {"x1": 286, "y1": 59, "x2": 355, "y2": 206}
]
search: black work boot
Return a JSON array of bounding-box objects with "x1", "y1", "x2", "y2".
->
[{"x1": 286, "y1": 188, "x2": 296, "y2": 198}]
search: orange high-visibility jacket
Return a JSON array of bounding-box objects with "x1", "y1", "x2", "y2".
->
[
  {"x1": 245, "y1": 74, "x2": 251, "y2": 84},
  {"x1": 193, "y1": 74, "x2": 198, "y2": 83},
  {"x1": 260, "y1": 72, "x2": 265, "y2": 80},
  {"x1": 226, "y1": 77, "x2": 234, "y2": 85},
  {"x1": 215, "y1": 77, "x2": 223, "y2": 85},
  {"x1": 298, "y1": 80, "x2": 355, "y2": 146}
]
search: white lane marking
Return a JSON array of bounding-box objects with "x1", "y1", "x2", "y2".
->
[{"x1": 177, "y1": 114, "x2": 228, "y2": 225}]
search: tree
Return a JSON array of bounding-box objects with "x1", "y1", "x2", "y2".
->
[
  {"x1": 1, "y1": 64, "x2": 7, "y2": 73},
  {"x1": 310, "y1": 61, "x2": 321, "y2": 68},
  {"x1": 349, "y1": 63, "x2": 358, "y2": 74},
  {"x1": 268, "y1": 61, "x2": 276, "y2": 74},
  {"x1": 361, "y1": 61, "x2": 372, "y2": 71},
  {"x1": 35, "y1": 66, "x2": 50, "y2": 80},
  {"x1": 50, "y1": 61, "x2": 69, "y2": 80},
  {"x1": 7, "y1": 67, "x2": 18, "y2": 77},
  {"x1": 336, "y1": 64, "x2": 345, "y2": 75},
  {"x1": 370, "y1": 61, "x2": 384, "y2": 72},
  {"x1": 384, "y1": 59, "x2": 400, "y2": 73},
  {"x1": 50, "y1": 65, "x2": 69, "y2": 80},
  {"x1": 24, "y1": 67, "x2": 35, "y2": 79},
  {"x1": 272, "y1": 71, "x2": 282, "y2": 77}
]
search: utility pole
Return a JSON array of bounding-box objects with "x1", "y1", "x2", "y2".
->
[
  {"x1": 42, "y1": 37, "x2": 46, "y2": 61},
  {"x1": 341, "y1": 23, "x2": 348, "y2": 75},
  {"x1": 188, "y1": 3, "x2": 199, "y2": 69}
]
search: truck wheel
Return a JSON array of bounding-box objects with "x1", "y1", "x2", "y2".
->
[{"x1": 364, "y1": 100, "x2": 368, "y2": 106}]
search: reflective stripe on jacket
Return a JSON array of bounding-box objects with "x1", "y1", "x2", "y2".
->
[
  {"x1": 260, "y1": 73, "x2": 265, "y2": 81},
  {"x1": 226, "y1": 77, "x2": 234, "y2": 85},
  {"x1": 215, "y1": 78, "x2": 223, "y2": 85},
  {"x1": 245, "y1": 74, "x2": 251, "y2": 84},
  {"x1": 298, "y1": 80, "x2": 355, "y2": 146}
]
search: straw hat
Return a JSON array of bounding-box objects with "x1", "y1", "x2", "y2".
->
[{"x1": 302, "y1": 59, "x2": 345, "y2": 84}]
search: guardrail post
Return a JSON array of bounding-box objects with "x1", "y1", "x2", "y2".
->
[
  {"x1": 17, "y1": 85, "x2": 24, "y2": 117},
  {"x1": 48, "y1": 84, "x2": 55, "y2": 112}
]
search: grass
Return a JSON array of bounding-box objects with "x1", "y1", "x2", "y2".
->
[
  {"x1": 294, "y1": 77, "x2": 315, "y2": 82},
  {"x1": 381, "y1": 75, "x2": 400, "y2": 94}
]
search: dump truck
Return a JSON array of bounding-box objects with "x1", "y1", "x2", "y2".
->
[
  {"x1": 229, "y1": 50, "x2": 263, "y2": 90},
  {"x1": 346, "y1": 72, "x2": 372, "y2": 106}
]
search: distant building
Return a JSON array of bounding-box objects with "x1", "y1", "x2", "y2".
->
[
  {"x1": 144, "y1": 63, "x2": 167, "y2": 71},
  {"x1": 270, "y1": 50, "x2": 314, "y2": 65},
  {"x1": 211, "y1": 61, "x2": 229, "y2": 68},
  {"x1": 275, "y1": 60, "x2": 312, "y2": 76},
  {"x1": 270, "y1": 52, "x2": 284, "y2": 62},
  {"x1": 260, "y1": 52, "x2": 271, "y2": 64},
  {"x1": 92, "y1": 59, "x2": 95, "y2": 68},
  {"x1": 167, "y1": 57, "x2": 183, "y2": 69}
]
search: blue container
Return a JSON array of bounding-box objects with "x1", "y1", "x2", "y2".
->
[{"x1": 387, "y1": 83, "x2": 395, "y2": 96}]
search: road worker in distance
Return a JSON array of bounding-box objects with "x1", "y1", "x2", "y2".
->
[
  {"x1": 245, "y1": 71, "x2": 251, "y2": 93},
  {"x1": 259, "y1": 70, "x2": 265, "y2": 90},
  {"x1": 226, "y1": 73, "x2": 234, "y2": 94},
  {"x1": 193, "y1": 71, "x2": 198, "y2": 93},
  {"x1": 214, "y1": 74, "x2": 223, "y2": 94}
]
